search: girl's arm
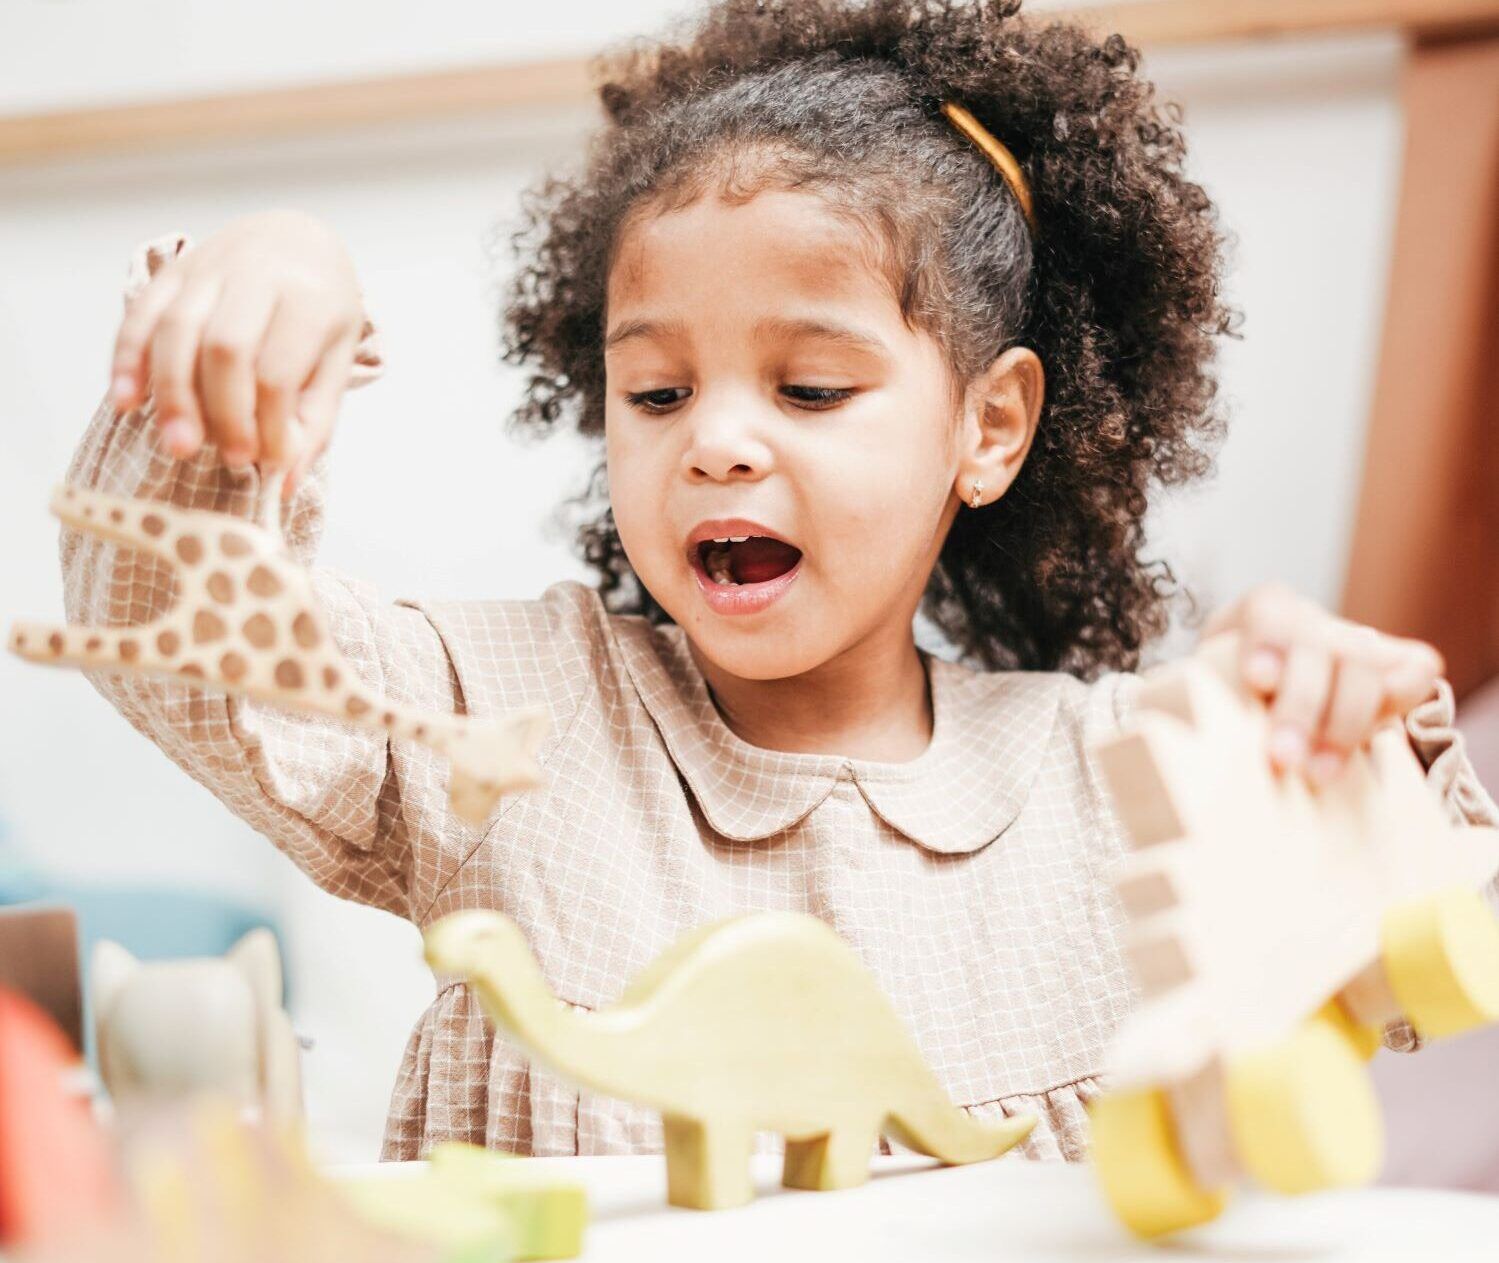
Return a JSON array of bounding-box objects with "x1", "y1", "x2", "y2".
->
[{"x1": 58, "y1": 232, "x2": 452, "y2": 918}]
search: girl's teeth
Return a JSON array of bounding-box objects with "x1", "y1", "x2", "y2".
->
[{"x1": 701, "y1": 541, "x2": 736, "y2": 585}]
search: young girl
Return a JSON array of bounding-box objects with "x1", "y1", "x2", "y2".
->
[{"x1": 73, "y1": 0, "x2": 1495, "y2": 1164}]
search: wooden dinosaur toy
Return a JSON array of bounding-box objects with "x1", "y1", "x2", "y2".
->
[
  {"x1": 1086, "y1": 634, "x2": 1499, "y2": 1238},
  {"x1": 424, "y1": 910, "x2": 1034, "y2": 1210},
  {"x1": 8, "y1": 483, "x2": 546, "y2": 825}
]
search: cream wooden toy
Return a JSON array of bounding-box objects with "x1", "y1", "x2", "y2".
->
[
  {"x1": 424, "y1": 910, "x2": 1034, "y2": 1210},
  {"x1": 1087, "y1": 635, "x2": 1499, "y2": 1238},
  {"x1": 9, "y1": 483, "x2": 546, "y2": 825},
  {"x1": 92, "y1": 929, "x2": 303, "y2": 1122}
]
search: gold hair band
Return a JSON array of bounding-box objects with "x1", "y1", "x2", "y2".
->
[{"x1": 940, "y1": 101, "x2": 1036, "y2": 235}]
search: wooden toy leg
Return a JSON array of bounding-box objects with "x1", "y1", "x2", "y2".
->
[
  {"x1": 661, "y1": 1115, "x2": 754, "y2": 1210},
  {"x1": 1224, "y1": 1015, "x2": 1382, "y2": 1196},
  {"x1": 1382, "y1": 887, "x2": 1499, "y2": 1040},
  {"x1": 49, "y1": 485, "x2": 180, "y2": 557},
  {"x1": 10, "y1": 621, "x2": 171, "y2": 673},
  {"x1": 782, "y1": 1122, "x2": 880, "y2": 1192},
  {"x1": 1088, "y1": 1088, "x2": 1228, "y2": 1239}
]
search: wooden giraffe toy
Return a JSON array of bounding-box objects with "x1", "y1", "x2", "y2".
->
[
  {"x1": 9, "y1": 483, "x2": 546, "y2": 825},
  {"x1": 424, "y1": 910, "x2": 1035, "y2": 1210},
  {"x1": 1087, "y1": 634, "x2": 1499, "y2": 1238}
]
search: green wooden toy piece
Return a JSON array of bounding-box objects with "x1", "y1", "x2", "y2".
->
[
  {"x1": 429, "y1": 1143, "x2": 587, "y2": 1260},
  {"x1": 334, "y1": 1143, "x2": 586, "y2": 1261}
]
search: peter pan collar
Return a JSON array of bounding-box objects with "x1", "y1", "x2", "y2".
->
[{"x1": 612, "y1": 617, "x2": 1062, "y2": 855}]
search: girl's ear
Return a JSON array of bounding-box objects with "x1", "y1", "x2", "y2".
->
[{"x1": 955, "y1": 346, "x2": 1044, "y2": 509}]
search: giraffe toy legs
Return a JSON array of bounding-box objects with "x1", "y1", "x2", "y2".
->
[{"x1": 10, "y1": 485, "x2": 546, "y2": 825}]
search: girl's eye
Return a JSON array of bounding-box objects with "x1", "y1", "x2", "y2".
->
[
  {"x1": 623, "y1": 385, "x2": 854, "y2": 413},
  {"x1": 782, "y1": 385, "x2": 854, "y2": 410},
  {"x1": 625, "y1": 387, "x2": 691, "y2": 413}
]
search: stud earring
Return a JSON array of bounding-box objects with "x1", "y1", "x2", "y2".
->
[{"x1": 970, "y1": 480, "x2": 984, "y2": 510}]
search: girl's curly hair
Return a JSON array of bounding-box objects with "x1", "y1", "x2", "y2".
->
[{"x1": 499, "y1": 0, "x2": 1239, "y2": 676}]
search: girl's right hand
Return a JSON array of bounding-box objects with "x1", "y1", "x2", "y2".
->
[{"x1": 109, "y1": 209, "x2": 367, "y2": 496}]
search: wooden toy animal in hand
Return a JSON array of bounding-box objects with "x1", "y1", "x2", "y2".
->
[
  {"x1": 425, "y1": 910, "x2": 1034, "y2": 1210},
  {"x1": 8, "y1": 484, "x2": 546, "y2": 825},
  {"x1": 1087, "y1": 635, "x2": 1499, "y2": 1238}
]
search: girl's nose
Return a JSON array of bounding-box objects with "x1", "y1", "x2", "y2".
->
[{"x1": 681, "y1": 405, "x2": 774, "y2": 484}]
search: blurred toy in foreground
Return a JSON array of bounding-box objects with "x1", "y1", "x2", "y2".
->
[
  {"x1": 8, "y1": 483, "x2": 546, "y2": 825},
  {"x1": 7, "y1": 1074, "x2": 587, "y2": 1263},
  {"x1": 1087, "y1": 635, "x2": 1499, "y2": 1237},
  {"x1": 334, "y1": 1142, "x2": 587, "y2": 1261},
  {"x1": 92, "y1": 928, "x2": 303, "y2": 1124},
  {"x1": 14, "y1": 1098, "x2": 447, "y2": 1263},
  {"x1": 0, "y1": 986, "x2": 120, "y2": 1252},
  {"x1": 425, "y1": 909, "x2": 1034, "y2": 1210}
]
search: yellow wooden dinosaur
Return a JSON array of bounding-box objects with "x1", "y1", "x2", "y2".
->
[{"x1": 424, "y1": 910, "x2": 1034, "y2": 1209}]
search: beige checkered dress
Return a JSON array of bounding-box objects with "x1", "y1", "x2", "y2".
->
[{"x1": 61, "y1": 234, "x2": 1499, "y2": 1163}]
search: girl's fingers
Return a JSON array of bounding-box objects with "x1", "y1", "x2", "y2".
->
[
  {"x1": 255, "y1": 300, "x2": 340, "y2": 471},
  {"x1": 148, "y1": 277, "x2": 225, "y2": 458},
  {"x1": 112, "y1": 268, "x2": 186, "y2": 410},
  {"x1": 1224, "y1": 585, "x2": 1306, "y2": 696},
  {"x1": 1381, "y1": 638, "x2": 1446, "y2": 715},
  {"x1": 1309, "y1": 658, "x2": 1384, "y2": 785},
  {"x1": 1240, "y1": 639, "x2": 1285, "y2": 695},
  {"x1": 1268, "y1": 641, "x2": 1333, "y2": 773},
  {"x1": 1322, "y1": 622, "x2": 1444, "y2": 717},
  {"x1": 196, "y1": 281, "x2": 277, "y2": 465},
  {"x1": 282, "y1": 331, "x2": 356, "y2": 500}
]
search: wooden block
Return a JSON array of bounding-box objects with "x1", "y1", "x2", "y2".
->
[
  {"x1": 428, "y1": 1142, "x2": 588, "y2": 1259},
  {"x1": 424, "y1": 910, "x2": 1035, "y2": 1211},
  {"x1": 337, "y1": 1144, "x2": 587, "y2": 1252},
  {"x1": 0, "y1": 905, "x2": 81, "y2": 1052}
]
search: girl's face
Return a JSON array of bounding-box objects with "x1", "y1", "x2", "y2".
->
[{"x1": 603, "y1": 188, "x2": 968, "y2": 681}]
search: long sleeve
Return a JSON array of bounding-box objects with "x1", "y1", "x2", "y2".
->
[
  {"x1": 57, "y1": 232, "x2": 452, "y2": 918},
  {"x1": 1380, "y1": 679, "x2": 1499, "y2": 1052},
  {"x1": 1404, "y1": 679, "x2": 1499, "y2": 830}
]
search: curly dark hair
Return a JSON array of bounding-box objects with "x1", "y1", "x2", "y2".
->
[{"x1": 498, "y1": 0, "x2": 1238, "y2": 676}]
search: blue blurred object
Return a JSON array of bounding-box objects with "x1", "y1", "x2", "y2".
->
[
  {"x1": 0, "y1": 871, "x2": 281, "y2": 977},
  {"x1": 0, "y1": 822, "x2": 289, "y2": 1068}
]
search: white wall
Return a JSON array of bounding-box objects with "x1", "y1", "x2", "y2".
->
[{"x1": 0, "y1": 6, "x2": 1410, "y2": 1160}]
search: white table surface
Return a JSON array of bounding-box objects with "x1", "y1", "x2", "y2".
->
[{"x1": 347, "y1": 1153, "x2": 1499, "y2": 1261}]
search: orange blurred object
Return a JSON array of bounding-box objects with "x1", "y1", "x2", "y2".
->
[{"x1": 0, "y1": 987, "x2": 121, "y2": 1249}]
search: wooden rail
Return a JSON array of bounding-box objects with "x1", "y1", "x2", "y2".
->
[
  {"x1": 1070, "y1": 0, "x2": 1499, "y2": 45},
  {"x1": 2, "y1": 0, "x2": 1497, "y2": 165}
]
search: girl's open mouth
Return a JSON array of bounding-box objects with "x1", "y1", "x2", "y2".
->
[{"x1": 689, "y1": 535, "x2": 803, "y2": 615}]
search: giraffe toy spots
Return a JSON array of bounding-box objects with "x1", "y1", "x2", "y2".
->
[{"x1": 10, "y1": 484, "x2": 546, "y2": 826}]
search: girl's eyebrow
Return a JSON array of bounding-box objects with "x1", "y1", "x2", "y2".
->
[
  {"x1": 752, "y1": 316, "x2": 889, "y2": 356},
  {"x1": 604, "y1": 314, "x2": 888, "y2": 355}
]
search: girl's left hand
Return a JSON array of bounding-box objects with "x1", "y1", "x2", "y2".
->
[{"x1": 1202, "y1": 583, "x2": 1445, "y2": 786}]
